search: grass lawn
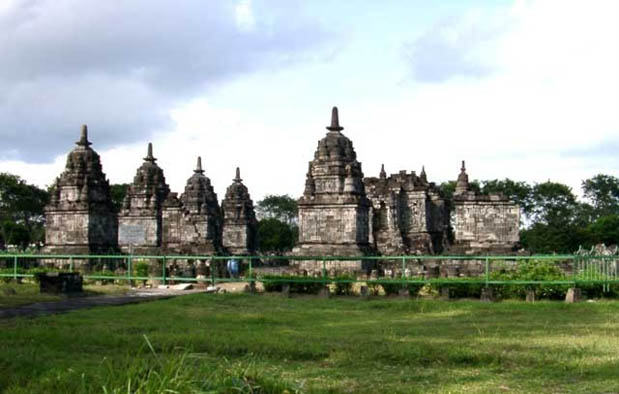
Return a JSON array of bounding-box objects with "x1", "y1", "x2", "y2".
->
[
  {"x1": 0, "y1": 282, "x2": 132, "y2": 308},
  {"x1": 1, "y1": 294, "x2": 619, "y2": 393}
]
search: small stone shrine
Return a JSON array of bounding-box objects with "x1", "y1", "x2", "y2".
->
[
  {"x1": 292, "y1": 107, "x2": 373, "y2": 259},
  {"x1": 365, "y1": 165, "x2": 448, "y2": 255},
  {"x1": 118, "y1": 143, "x2": 170, "y2": 253},
  {"x1": 221, "y1": 168, "x2": 258, "y2": 255},
  {"x1": 44, "y1": 125, "x2": 117, "y2": 254},
  {"x1": 450, "y1": 161, "x2": 520, "y2": 254},
  {"x1": 162, "y1": 157, "x2": 223, "y2": 254}
]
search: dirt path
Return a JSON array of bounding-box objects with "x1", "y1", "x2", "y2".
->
[{"x1": 0, "y1": 288, "x2": 208, "y2": 320}]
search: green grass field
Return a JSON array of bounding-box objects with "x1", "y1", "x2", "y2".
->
[{"x1": 2, "y1": 294, "x2": 619, "y2": 393}]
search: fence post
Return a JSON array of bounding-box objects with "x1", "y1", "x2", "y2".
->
[
  {"x1": 248, "y1": 258, "x2": 253, "y2": 282},
  {"x1": 322, "y1": 258, "x2": 327, "y2": 285},
  {"x1": 127, "y1": 256, "x2": 132, "y2": 285},
  {"x1": 484, "y1": 257, "x2": 489, "y2": 286},
  {"x1": 401, "y1": 257, "x2": 406, "y2": 279},
  {"x1": 211, "y1": 260, "x2": 216, "y2": 286},
  {"x1": 69, "y1": 256, "x2": 74, "y2": 272},
  {"x1": 162, "y1": 256, "x2": 167, "y2": 285},
  {"x1": 13, "y1": 256, "x2": 17, "y2": 281}
]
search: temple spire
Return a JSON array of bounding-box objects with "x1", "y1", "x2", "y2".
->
[
  {"x1": 379, "y1": 163, "x2": 386, "y2": 179},
  {"x1": 194, "y1": 156, "x2": 204, "y2": 174},
  {"x1": 76, "y1": 124, "x2": 92, "y2": 147},
  {"x1": 234, "y1": 167, "x2": 242, "y2": 183},
  {"x1": 143, "y1": 142, "x2": 156, "y2": 163},
  {"x1": 461, "y1": 160, "x2": 466, "y2": 172},
  {"x1": 420, "y1": 165, "x2": 427, "y2": 182},
  {"x1": 326, "y1": 106, "x2": 344, "y2": 132}
]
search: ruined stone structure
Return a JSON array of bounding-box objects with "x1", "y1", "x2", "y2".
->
[
  {"x1": 162, "y1": 157, "x2": 223, "y2": 254},
  {"x1": 118, "y1": 143, "x2": 170, "y2": 253},
  {"x1": 221, "y1": 168, "x2": 258, "y2": 255},
  {"x1": 293, "y1": 107, "x2": 372, "y2": 259},
  {"x1": 365, "y1": 165, "x2": 448, "y2": 255},
  {"x1": 450, "y1": 161, "x2": 520, "y2": 254},
  {"x1": 44, "y1": 125, "x2": 117, "y2": 254}
]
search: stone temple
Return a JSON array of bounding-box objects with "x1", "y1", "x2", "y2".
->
[
  {"x1": 44, "y1": 109, "x2": 520, "y2": 258},
  {"x1": 118, "y1": 143, "x2": 170, "y2": 254},
  {"x1": 45, "y1": 125, "x2": 117, "y2": 254},
  {"x1": 292, "y1": 107, "x2": 372, "y2": 259}
]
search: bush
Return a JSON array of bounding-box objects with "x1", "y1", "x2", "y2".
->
[
  {"x1": 261, "y1": 275, "x2": 325, "y2": 294},
  {"x1": 514, "y1": 260, "x2": 570, "y2": 300},
  {"x1": 428, "y1": 278, "x2": 484, "y2": 299},
  {"x1": 373, "y1": 280, "x2": 424, "y2": 296},
  {"x1": 334, "y1": 275, "x2": 354, "y2": 295}
]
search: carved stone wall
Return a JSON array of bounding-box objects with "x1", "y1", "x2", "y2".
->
[
  {"x1": 44, "y1": 125, "x2": 117, "y2": 254},
  {"x1": 365, "y1": 166, "x2": 448, "y2": 255},
  {"x1": 450, "y1": 162, "x2": 520, "y2": 254}
]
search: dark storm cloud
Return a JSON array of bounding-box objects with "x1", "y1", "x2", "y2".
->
[{"x1": 0, "y1": 0, "x2": 331, "y2": 162}]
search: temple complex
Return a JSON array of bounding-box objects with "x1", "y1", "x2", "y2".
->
[
  {"x1": 161, "y1": 157, "x2": 223, "y2": 254},
  {"x1": 43, "y1": 107, "x2": 520, "y2": 259},
  {"x1": 221, "y1": 168, "x2": 258, "y2": 255},
  {"x1": 118, "y1": 143, "x2": 170, "y2": 253},
  {"x1": 449, "y1": 161, "x2": 520, "y2": 254},
  {"x1": 44, "y1": 125, "x2": 117, "y2": 254},
  {"x1": 292, "y1": 107, "x2": 372, "y2": 259}
]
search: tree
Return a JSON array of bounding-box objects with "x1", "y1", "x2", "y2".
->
[
  {"x1": 255, "y1": 195, "x2": 299, "y2": 253},
  {"x1": 256, "y1": 194, "x2": 298, "y2": 225},
  {"x1": 481, "y1": 179, "x2": 533, "y2": 217},
  {"x1": 257, "y1": 218, "x2": 298, "y2": 253},
  {"x1": 587, "y1": 214, "x2": 619, "y2": 246},
  {"x1": 110, "y1": 183, "x2": 130, "y2": 211},
  {"x1": 0, "y1": 173, "x2": 49, "y2": 249},
  {"x1": 582, "y1": 174, "x2": 619, "y2": 219}
]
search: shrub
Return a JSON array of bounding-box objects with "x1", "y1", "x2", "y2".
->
[
  {"x1": 334, "y1": 275, "x2": 355, "y2": 295},
  {"x1": 373, "y1": 280, "x2": 424, "y2": 296},
  {"x1": 428, "y1": 278, "x2": 484, "y2": 299},
  {"x1": 261, "y1": 275, "x2": 325, "y2": 294}
]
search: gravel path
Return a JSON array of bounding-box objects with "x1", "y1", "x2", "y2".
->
[{"x1": 0, "y1": 288, "x2": 208, "y2": 320}]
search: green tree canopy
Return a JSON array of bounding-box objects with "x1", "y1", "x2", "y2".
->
[
  {"x1": 0, "y1": 173, "x2": 49, "y2": 249},
  {"x1": 256, "y1": 194, "x2": 298, "y2": 225},
  {"x1": 582, "y1": 174, "x2": 619, "y2": 219},
  {"x1": 110, "y1": 183, "x2": 130, "y2": 211},
  {"x1": 257, "y1": 218, "x2": 298, "y2": 253}
]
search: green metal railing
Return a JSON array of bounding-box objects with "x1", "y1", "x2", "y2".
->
[{"x1": 0, "y1": 253, "x2": 618, "y2": 290}]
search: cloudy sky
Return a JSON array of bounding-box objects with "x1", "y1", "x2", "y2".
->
[{"x1": 0, "y1": 0, "x2": 617, "y2": 201}]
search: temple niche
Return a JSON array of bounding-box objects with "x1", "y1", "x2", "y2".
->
[
  {"x1": 118, "y1": 143, "x2": 170, "y2": 253},
  {"x1": 161, "y1": 157, "x2": 223, "y2": 254},
  {"x1": 365, "y1": 165, "x2": 448, "y2": 255},
  {"x1": 449, "y1": 161, "x2": 520, "y2": 254},
  {"x1": 44, "y1": 125, "x2": 117, "y2": 254},
  {"x1": 221, "y1": 168, "x2": 258, "y2": 255},
  {"x1": 293, "y1": 107, "x2": 373, "y2": 259}
]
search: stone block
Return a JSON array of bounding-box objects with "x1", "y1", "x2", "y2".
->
[
  {"x1": 440, "y1": 287, "x2": 451, "y2": 300},
  {"x1": 525, "y1": 289, "x2": 536, "y2": 302},
  {"x1": 359, "y1": 285, "x2": 369, "y2": 298},
  {"x1": 318, "y1": 286, "x2": 331, "y2": 298},
  {"x1": 398, "y1": 288, "x2": 410, "y2": 298},
  {"x1": 480, "y1": 287, "x2": 494, "y2": 302},
  {"x1": 565, "y1": 287, "x2": 582, "y2": 303}
]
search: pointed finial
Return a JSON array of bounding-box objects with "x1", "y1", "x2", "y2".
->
[
  {"x1": 194, "y1": 156, "x2": 204, "y2": 174},
  {"x1": 234, "y1": 167, "x2": 242, "y2": 182},
  {"x1": 76, "y1": 124, "x2": 92, "y2": 147},
  {"x1": 326, "y1": 106, "x2": 344, "y2": 132},
  {"x1": 420, "y1": 165, "x2": 427, "y2": 180},
  {"x1": 461, "y1": 160, "x2": 466, "y2": 172},
  {"x1": 379, "y1": 163, "x2": 386, "y2": 179},
  {"x1": 143, "y1": 142, "x2": 156, "y2": 162}
]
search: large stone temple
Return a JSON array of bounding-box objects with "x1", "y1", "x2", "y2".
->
[
  {"x1": 292, "y1": 107, "x2": 372, "y2": 258},
  {"x1": 44, "y1": 125, "x2": 118, "y2": 254},
  {"x1": 44, "y1": 108, "x2": 520, "y2": 258}
]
